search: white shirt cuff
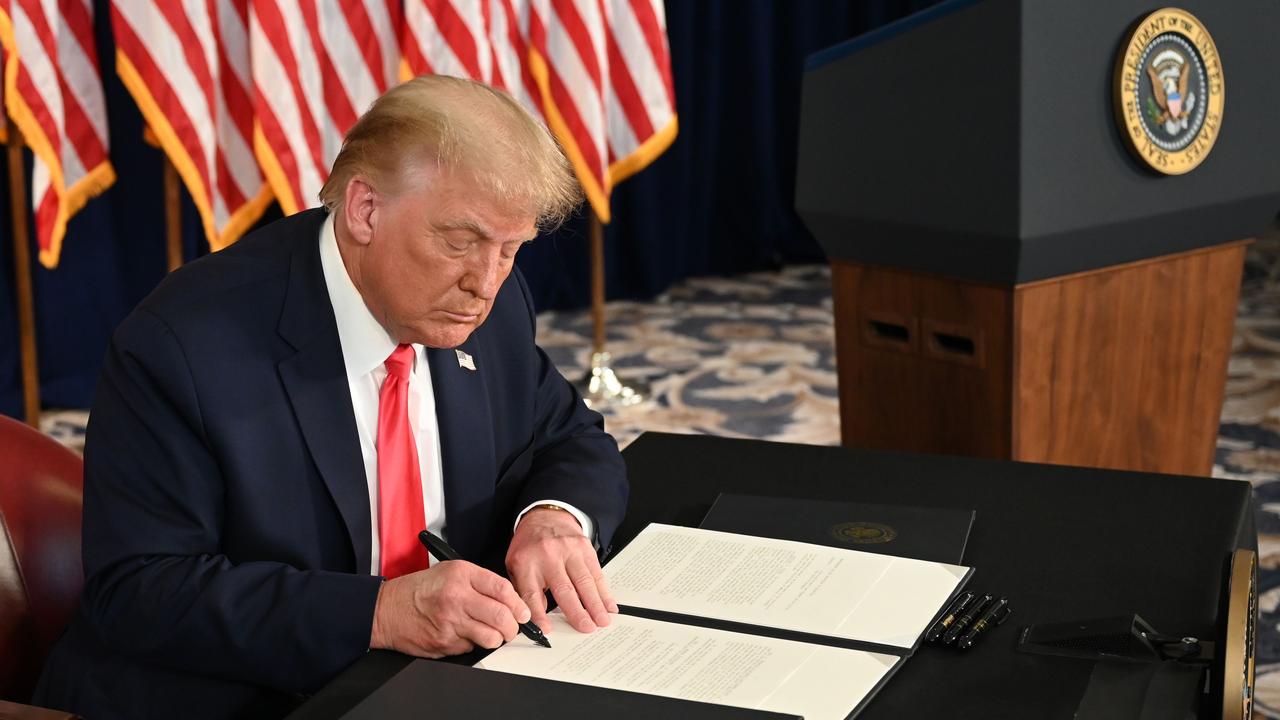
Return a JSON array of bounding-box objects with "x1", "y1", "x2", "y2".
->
[{"x1": 514, "y1": 500, "x2": 594, "y2": 540}]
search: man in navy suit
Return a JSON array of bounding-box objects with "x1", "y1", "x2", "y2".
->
[{"x1": 35, "y1": 75, "x2": 628, "y2": 719}]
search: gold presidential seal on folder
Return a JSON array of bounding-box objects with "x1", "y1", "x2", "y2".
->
[
  {"x1": 1114, "y1": 8, "x2": 1223, "y2": 175},
  {"x1": 830, "y1": 521, "x2": 897, "y2": 545},
  {"x1": 1222, "y1": 549, "x2": 1257, "y2": 720}
]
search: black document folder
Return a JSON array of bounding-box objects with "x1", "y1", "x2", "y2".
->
[
  {"x1": 585, "y1": 518, "x2": 975, "y2": 719},
  {"x1": 699, "y1": 493, "x2": 975, "y2": 565},
  {"x1": 340, "y1": 658, "x2": 800, "y2": 719},
  {"x1": 451, "y1": 497, "x2": 975, "y2": 720}
]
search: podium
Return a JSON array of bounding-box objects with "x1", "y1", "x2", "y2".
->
[{"x1": 796, "y1": 0, "x2": 1280, "y2": 475}]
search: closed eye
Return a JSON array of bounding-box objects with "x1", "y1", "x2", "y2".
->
[
  {"x1": 502, "y1": 239, "x2": 531, "y2": 259},
  {"x1": 439, "y1": 233, "x2": 470, "y2": 252}
]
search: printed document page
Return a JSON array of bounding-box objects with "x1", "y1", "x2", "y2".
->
[
  {"x1": 477, "y1": 612, "x2": 897, "y2": 720},
  {"x1": 603, "y1": 524, "x2": 969, "y2": 648}
]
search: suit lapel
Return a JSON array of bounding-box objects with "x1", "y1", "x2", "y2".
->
[
  {"x1": 428, "y1": 336, "x2": 496, "y2": 558},
  {"x1": 276, "y1": 211, "x2": 372, "y2": 574}
]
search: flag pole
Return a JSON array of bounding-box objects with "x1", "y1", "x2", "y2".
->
[
  {"x1": 575, "y1": 213, "x2": 646, "y2": 408},
  {"x1": 163, "y1": 157, "x2": 183, "y2": 271},
  {"x1": 6, "y1": 126, "x2": 41, "y2": 427},
  {"x1": 144, "y1": 126, "x2": 184, "y2": 272},
  {"x1": 590, "y1": 213, "x2": 606, "y2": 352}
]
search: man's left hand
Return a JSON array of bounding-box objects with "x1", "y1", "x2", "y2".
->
[{"x1": 506, "y1": 507, "x2": 618, "y2": 634}]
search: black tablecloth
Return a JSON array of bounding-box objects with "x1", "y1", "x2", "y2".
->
[{"x1": 291, "y1": 432, "x2": 1254, "y2": 719}]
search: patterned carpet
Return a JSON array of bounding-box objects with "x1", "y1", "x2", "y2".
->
[
  {"x1": 37, "y1": 245, "x2": 1280, "y2": 715},
  {"x1": 536, "y1": 266, "x2": 840, "y2": 450}
]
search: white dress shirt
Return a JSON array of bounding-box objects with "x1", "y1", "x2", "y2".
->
[{"x1": 317, "y1": 213, "x2": 591, "y2": 575}]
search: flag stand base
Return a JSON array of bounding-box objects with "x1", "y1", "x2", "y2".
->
[{"x1": 575, "y1": 352, "x2": 647, "y2": 409}]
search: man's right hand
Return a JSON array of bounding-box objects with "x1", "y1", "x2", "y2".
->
[{"x1": 369, "y1": 560, "x2": 532, "y2": 657}]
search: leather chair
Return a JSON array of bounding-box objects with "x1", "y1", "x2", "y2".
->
[{"x1": 0, "y1": 414, "x2": 84, "y2": 719}]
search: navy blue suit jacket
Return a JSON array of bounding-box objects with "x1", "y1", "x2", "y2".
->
[{"x1": 34, "y1": 209, "x2": 628, "y2": 719}]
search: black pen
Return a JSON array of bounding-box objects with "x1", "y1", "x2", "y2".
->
[
  {"x1": 941, "y1": 593, "x2": 993, "y2": 644},
  {"x1": 418, "y1": 530, "x2": 551, "y2": 648},
  {"x1": 956, "y1": 598, "x2": 1011, "y2": 650},
  {"x1": 926, "y1": 591, "x2": 976, "y2": 643}
]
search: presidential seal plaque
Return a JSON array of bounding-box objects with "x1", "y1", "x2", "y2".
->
[
  {"x1": 830, "y1": 521, "x2": 896, "y2": 545},
  {"x1": 1115, "y1": 8, "x2": 1223, "y2": 175}
]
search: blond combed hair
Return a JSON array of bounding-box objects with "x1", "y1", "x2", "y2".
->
[{"x1": 319, "y1": 75, "x2": 581, "y2": 231}]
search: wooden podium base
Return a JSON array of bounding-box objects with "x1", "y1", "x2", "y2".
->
[{"x1": 831, "y1": 241, "x2": 1249, "y2": 476}]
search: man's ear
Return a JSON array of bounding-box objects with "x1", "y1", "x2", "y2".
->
[{"x1": 343, "y1": 177, "x2": 377, "y2": 246}]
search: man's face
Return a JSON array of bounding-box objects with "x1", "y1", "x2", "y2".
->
[{"x1": 356, "y1": 170, "x2": 537, "y2": 348}]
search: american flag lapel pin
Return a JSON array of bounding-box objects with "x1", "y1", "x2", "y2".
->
[{"x1": 455, "y1": 349, "x2": 476, "y2": 371}]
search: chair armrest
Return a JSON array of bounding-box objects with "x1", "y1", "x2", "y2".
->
[{"x1": 0, "y1": 699, "x2": 80, "y2": 720}]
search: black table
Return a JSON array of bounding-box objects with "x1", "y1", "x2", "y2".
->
[{"x1": 291, "y1": 432, "x2": 1255, "y2": 719}]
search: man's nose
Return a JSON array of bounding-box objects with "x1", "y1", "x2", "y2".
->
[{"x1": 461, "y1": 251, "x2": 505, "y2": 299}]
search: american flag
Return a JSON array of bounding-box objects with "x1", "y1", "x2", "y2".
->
[
  {"x1": 111, "y1": 0, "x2": 273, "y2": 252},
  {"x1": 250, "y1": 0, "x2": 401, "y2": 215},
  {"x1": 403, "y1": 0, "x2": 677, "y2": 222},
  {"x1": 401, "y1": 0, "x2": 542, "y2": 115},
  {"x1": 0, "y1": 0, "x2": 115, "y2": 268}
]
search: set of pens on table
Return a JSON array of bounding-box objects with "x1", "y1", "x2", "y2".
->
[{"x1": 925, "y1": 592, "x2": 1011, "y2": 651}]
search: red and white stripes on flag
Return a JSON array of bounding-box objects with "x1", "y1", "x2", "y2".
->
[
  {"x1": 112, "y1": 0, "x2": 273, "y2": 252},
  {"x1": 529, "y1": 0, "x2": 677, "y2": 221},
  {"x1": 403, "y1": 0, "x2": 677, "y2": 222},
  {"x1": 0, "y1": 0, "x2": 114, "y2": 268},
  {"x1": 250, "y1": 0, "x2": 401, "y2": 215},
  {"x1": 401, "y1": 0, "x2": 542, "y2": 116}
]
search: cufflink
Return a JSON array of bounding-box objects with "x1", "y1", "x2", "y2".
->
[{"x1": 530, "y1": 503, "x2": 583, "y2": 532}]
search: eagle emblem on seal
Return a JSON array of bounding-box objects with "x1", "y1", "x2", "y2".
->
[{"x1": 1145, "y1": 49, "x2": 1196, "y2": 135}]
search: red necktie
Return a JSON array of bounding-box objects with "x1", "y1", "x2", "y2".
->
[{"x1": 377, "y1": 344, "x2": 429, "y2": 578}]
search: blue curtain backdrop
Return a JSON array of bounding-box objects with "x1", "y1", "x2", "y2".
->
[{"x1": 0, "y1": 0, "x2": 939, "y2": 418}]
